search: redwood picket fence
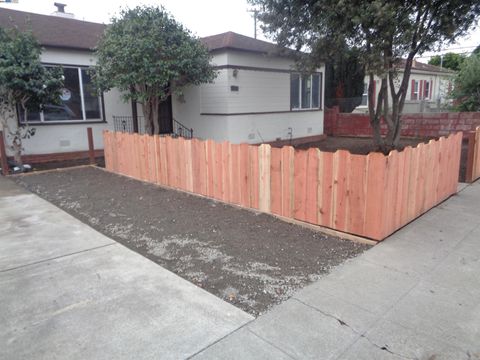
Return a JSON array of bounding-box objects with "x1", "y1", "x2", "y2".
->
[
  {"x1": 103, "y1": 131, "x2": 462, "y2": 241},
  {"x1": 466, "y1": 127, "x2": 480, "y2": 183}
]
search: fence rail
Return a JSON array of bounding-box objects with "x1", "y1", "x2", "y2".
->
[{"x1": 103, "y1": 131, "x2": 462, "y2": 241}]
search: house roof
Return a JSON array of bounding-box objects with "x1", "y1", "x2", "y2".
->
[
  {"x1": 0, "y1": 9, "x2": 295, "y2": 58},
  {"x1": 201, "y1": 31, "x2": 295, "y2": 56},
  {"x1": 398, "y1": 59, "x2": 456, "y2": 74},
  {"x1": 0, "y1": 8, "x2": 106, "y2": 51}
]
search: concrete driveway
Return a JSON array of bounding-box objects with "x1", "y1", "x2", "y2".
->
[{"x1": 0, "y1": 176, "x2": 252, "y2": 360}]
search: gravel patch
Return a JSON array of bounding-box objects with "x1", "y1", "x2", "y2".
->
[{"x1": 14, "y1": 166, "x2": 370, "y2": 316}]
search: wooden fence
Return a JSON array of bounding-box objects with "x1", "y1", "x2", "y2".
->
[
  {"x1": 103, "y1": 131, "x2": 462, "y2": 241},
  {"x1": 466, "y1": 126, "x2": 480, "y2": 183}
]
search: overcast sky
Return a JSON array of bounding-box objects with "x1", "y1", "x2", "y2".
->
[{"x1": 1, "y1": 0, "x2": 479, "y2": 60}]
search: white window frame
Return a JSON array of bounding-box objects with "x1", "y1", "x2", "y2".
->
[
  {"x1": 291, "y1": 73, "x2": 322, "y2": 110},
  {"x1": 412, "y1": 80, "x2": 419, "y2": 101},
  {"x1": 361, "y1": 82, "x2": 368, "y2": 106},
  {"x1": 424, "y1": 81, "x2": 430, "y2": 100},
  {"x1": 19, "y1": 64, "x2": 104, "y2": 124}
]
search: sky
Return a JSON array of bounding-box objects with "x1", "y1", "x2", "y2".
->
[{"x1": 1, "y1": 0, "x2": 479, "y2": 61}]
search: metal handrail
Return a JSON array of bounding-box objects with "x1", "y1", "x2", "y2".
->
[
  {"x1": 112, "y1": 115, "x2": 193, "y2": 139},
  {"x1": 173, "y1": 118, "x2": 193, "y2": 139}
]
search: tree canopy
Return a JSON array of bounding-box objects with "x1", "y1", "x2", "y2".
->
[
  {"x1": 94, "y1": 6, "x2": 217, "y2": 135},
  {"x1": 249, "y1": 0, "x2": 480, "y2": 149},
  {"x1": 324, "y1": 44, "x2": 365, "y2": 113},
  {"x1": 428, "y1": 53, "x2": 466, "y2": 71},
  {"x1": 0, "y1": 27, "x2": 63, "y2": 121},
  {"x1": 451, "y1": 53, "x2": 480, "y2": 111},
  {"x1": 0, "y1": 27, "x2": 63, "y2": 167}
]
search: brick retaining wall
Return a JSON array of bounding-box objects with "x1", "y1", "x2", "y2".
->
[{"x1": 324, "y1": 106, "x2": 480, "y2": 138}]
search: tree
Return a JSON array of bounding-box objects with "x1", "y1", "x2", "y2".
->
[
  {"x1": 428, "y1": 52, "x2": 466, "y2": 71},
  {"x1": 474, "y1": 44, "x2": 480, "y2": 55},
  {"x1": 94, "y1": 6, "x2": 217, "y2": 135},
  {"x1": 451, "y1": 53, "x2": 480, "y2": 111},
  {"x1": 0, "y1": 27, "x2": 63, "y2": 169},
  {"x1": 324, "y1": 43, "x2": 365, "y2": 113},
  {"x1": 249, "y1": 0, "x2": 480, "y2": 150}
]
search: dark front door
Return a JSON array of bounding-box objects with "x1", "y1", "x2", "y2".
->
[{"x1": 158, "y1": 95, "x2": 173, "y2": 134}]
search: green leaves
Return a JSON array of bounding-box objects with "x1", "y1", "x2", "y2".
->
[
  {"x1": 452, "y1": 53, "x2": 480, "y2": 111},
  {"x1": 429, "y1": 53, "x2": 466, "y2": 72},
  {"x1": 93, "y1": 6, "x2": 216, "y2": 104},
  {"x1": 0, "y1": 27, "x2": 64, "y2": 113}
]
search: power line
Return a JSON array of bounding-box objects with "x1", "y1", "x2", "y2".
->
[{"x1": 416, "y1": 51, "x2": 474, "y2": 60}]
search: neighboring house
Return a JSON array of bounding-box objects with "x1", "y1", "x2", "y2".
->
[
  {"x1": 0, "y1": 7, "x2": 130, "y2": 160},
  {"x1": 0, "y1": 7, "x2": 324, "y2": 161},
  {"x1": 354, "y1": 60, "x2": 455, "y2": 114}
]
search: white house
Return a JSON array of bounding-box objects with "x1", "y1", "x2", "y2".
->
[
  {"x1": 172, "y1": 32, "x2": 325, "y2": 144},
  {"x1": 0, "y1": 7, "x2": 324, "y2": 161},
  {"x1": 355, "y1": 59, "x2": 455, "y2": 114},
  {"x1": 0, "y1": 7, "x2": 131, "y2": 160}
]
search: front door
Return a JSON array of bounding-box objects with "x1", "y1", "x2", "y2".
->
[{"x1": 158, "y1": 95, "x2": 173, "y2": 134}]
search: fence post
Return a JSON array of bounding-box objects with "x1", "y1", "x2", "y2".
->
[
  {"x1": 0, "y1": 131, "x2": 9, "y2": 176},
  {"x1": 87, "y1": 127, "x2": 95, "y2": 165},
  {"x1": 465, "y1": 131, "x2": 476, "y2": 183}
]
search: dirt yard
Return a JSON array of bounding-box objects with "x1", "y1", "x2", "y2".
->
[
  {"x1": 14, "y1": 166, "x2": 369, "y2": 317},
  {"x1": 294, "y1": 136, "x2": 428, "y2": 154}
]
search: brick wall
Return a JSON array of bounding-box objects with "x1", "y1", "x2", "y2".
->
[{"x1": 324, "y1": 106, "x2": 480, "y2": 138}]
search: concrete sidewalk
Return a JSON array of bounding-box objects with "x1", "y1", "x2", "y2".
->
[
  {"x1": 193, "y1": 182, "x2": 480, "y2": 360},
  {"x1": 0, "y1": 176, "x2": 253, "y2": 360},
  {"x1": 2, "y1": 175, "x2": 480, "y2": 360}
]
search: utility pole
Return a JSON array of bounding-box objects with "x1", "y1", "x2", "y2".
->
[{"x1": 248, "y1": 9, "x2": 258, "y2": 39}]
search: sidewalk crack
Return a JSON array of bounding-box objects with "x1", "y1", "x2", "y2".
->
[
  {"x1": 293, "y1": 298, "x2": 416, "y2": 360},
  {"x1": 0, "y1": 243, "x2": 116, "y2": 273}
]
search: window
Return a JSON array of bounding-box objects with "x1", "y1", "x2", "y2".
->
[
  {"x1": 411, "y1": 80, "x2": 419, "y2": 100},
  {"x1": 424, "y1": 81, "x2": 430, "y2": 100},
  {"x1": 19, "y1": 65, "x2": 103, "y2": 124},
  {"x1": 361, "y1": 82, "x2": 368, "y2": 106},
  {"x1": 290, "y1": 73, "x2": 322, "y2": 110}
]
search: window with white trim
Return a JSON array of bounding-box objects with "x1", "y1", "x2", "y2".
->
[
  {"x1": 19, "y1": 65, "x2": 103, "y2": 123},
  {"x1": 411, "y1": 80, "x2": 419, "y2": 100},
  {"x1": 290, "y1": 73, "x2": 322, "y2": 110},
  {"x1": 424, "y1": 81, "x2": 430, "y2": 100},
  {"x1": 361, "y1": 82, "x2": 368, "y2": 106}
]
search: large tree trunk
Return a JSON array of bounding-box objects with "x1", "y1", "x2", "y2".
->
[
  {"x1": 142, "y1": 101, "x2": 154, "y2": 135},
  {"x1": 368, "y1": 74, "x2": 381, "y2": 147},
  {"x1": 11, "y1": 136, "x2": 23, "y2": 168},
  {"x1": 142, "y1": 97, "x2": 161, "y2": 135}
]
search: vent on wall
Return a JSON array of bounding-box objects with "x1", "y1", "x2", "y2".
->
[{"x1": 59, "y1": 139, "x2": 71, "y2": 147}]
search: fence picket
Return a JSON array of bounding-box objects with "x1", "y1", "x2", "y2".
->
[
  {"x1": 346, "y1": 153, "x2": 367, "y2": 235},
  {"x1": 305, "y1": 148, "x2": 319, "y2": 225},
  {"x1": 332, "y1": 150, "x2": 349, "y2": 232},
  {"x1": 293, "y1": 149, "x2": 308, "y2": 222},
  {"x1": 270, "y1": 147, "x2": 282, "y2": 215},
  {"x1": 103, "y1": 132, "x2": 461, "y2": 241}
]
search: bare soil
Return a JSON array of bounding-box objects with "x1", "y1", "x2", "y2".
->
[
  {"x1": 294, "y1": 136, "x2": 429, "y2": 154},
  {"x1": 14, "y1": 166, "x2": 369, "y2": 317}
]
